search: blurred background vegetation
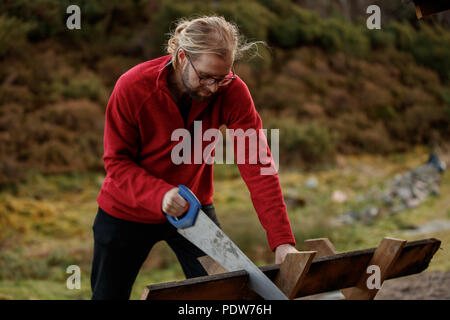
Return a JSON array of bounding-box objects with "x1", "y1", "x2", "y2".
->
[{"x1": 0, "y1": 0, "x2": 449, "y2": 299}]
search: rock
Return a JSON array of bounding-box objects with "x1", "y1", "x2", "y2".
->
[
  {"x1": 305, "y1": 177, "x2": 318, "y2": 189},
  {"x1": 391, "y1": 204, "x2": 406, "y2": 214},
  {"x1": 406, "y1": 198, "x2": 421, "y2": 208},
  {"x1": 381, "y1": 190, "x2": 394, "y2": 205},
  {"x1": 430, "y1": 185, "x2": 440, "y2": 196},
  {"x1": 332, "y1": 190, "x2": 347, "y2": 203},
  {"x1": 338, "y1": 211, "x2": 360, "y2": 224},
  {"x1": 394, "y1": 174, "x2": 402, "y2": 183},
  {"x1": 338, "y1": 214, "x2": 355, "y2": 224},
  {"x1": 412, "y1": 188, "x2": 427, "y2": 201},
  {"x1": 367, "y1": 206, "x2": 379, "y2": 217},
  {"x1": 403, "y1": 219, "x2": 450, "y2": 236},
  {"x1": 396, "y1": 187, "x2": 412, "y2": 201},
  {"x1": 337, "y1": 152, "x2": 445, "y2": 224},
  {"x1": 361, "y1": 206, "x2": 380, "y2": 224},
  {"x1": 412, "y1": 180, "x2": 427, "y2": 192},
  {"x1": 338, "y1": 210, "x2": 363, "y2": 224}
]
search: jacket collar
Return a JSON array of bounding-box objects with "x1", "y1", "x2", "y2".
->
[{"x1": 156, "y1": 55, "x2": 174, "y2": 91}]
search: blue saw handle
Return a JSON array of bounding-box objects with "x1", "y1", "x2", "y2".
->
[{"x1": 165, "y1": 185, "x2": 201, "y2": 229}]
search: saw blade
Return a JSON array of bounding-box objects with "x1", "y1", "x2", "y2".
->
[{"x1": 177, "y1": 210, "x2": 288, "y2": 300}]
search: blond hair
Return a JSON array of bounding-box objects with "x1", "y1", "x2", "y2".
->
[{"x1": 166, "y1": 15, "x2": 264, "y2": 69}]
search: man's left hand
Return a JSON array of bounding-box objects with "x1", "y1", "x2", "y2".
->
[{"x1": 274, "y1": 244, "x2": 299, "y2": 264}]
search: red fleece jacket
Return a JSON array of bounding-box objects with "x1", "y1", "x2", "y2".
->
[{"x1": 96, "y1": 55, "x2": 296, "y2": 251}]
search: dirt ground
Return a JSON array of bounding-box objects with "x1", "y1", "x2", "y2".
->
[
  {"x1": 299, "y1": 271, "x2": 450, "y2": 300},
  {"x1": 374, "y1": 271, "x2": 450, "y2": 300}
]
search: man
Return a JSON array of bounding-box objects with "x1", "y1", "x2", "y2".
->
[{"x1": 91, "y1": 16, "x2": 298, "y2": 300}]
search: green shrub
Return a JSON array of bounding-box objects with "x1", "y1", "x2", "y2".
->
[
  {"x1": 217, "y1": 1, "x2": 275, "y2": 43},
  {"x1": 0, "y1": 100, "x2": 104, "y2": 189},
  {"x1": 388, "y1": 21, "x2": 416, "y2": 51},
  {"x1": 52, "y1": 71, "x2": 107, "y2": 103},
  {"x1": 365, "y1": 27, "x2": 395, "y2": 50},
  {"x1": 0, "y1": 16, "x2": 33, "y2": 58},
  {"x1": 387, "y1": 22, "x2": 450, "y2": 81},
  {"x1": 410, "y1": 24, "x2": 450, "y2": 81},
  {"x1": 0, "y1": 0, "x2": 64, "y2": 41},
  {"x1": 265, "y1": 118, "x2": 337, "y2": 168}
]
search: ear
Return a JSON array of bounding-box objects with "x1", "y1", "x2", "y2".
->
[{"x1": 177, "y1": 48, "x2": 187, "y2": 68}]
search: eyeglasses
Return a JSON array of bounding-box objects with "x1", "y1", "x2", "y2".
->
[{"x1": 186, "y1": 55, "x2": 236, "y2": 87}]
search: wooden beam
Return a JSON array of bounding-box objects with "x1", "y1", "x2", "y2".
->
[
  {"x1": 305, "y1": 238, "x2": 349, "y2": 299},
  {"x1": 346, "y1": 237, "x2": 406, "y2": 300},
  {"x1": 413, "y1": 0, "x2": 450, "y2": 19},
  {"x1": 141, "y1": 270, "x2": 259, "y2": 300},
  {"x1": 305, "y1": 238, "x2": 337, "y2": 258},
  {"x1": 273, "y1": 251, "x2": 316, "y2": 299},
  {"x1": 415, "y1": 3, "x2": 424, "y2": 19},
  {"x1": 197, "y1": 255, "x2": 228, "y2": 275},
  {"x1": 141, "y1": 238, "x2": 441, "y2": 300}
]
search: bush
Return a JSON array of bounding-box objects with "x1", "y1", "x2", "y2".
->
[
  {"x1": 0, "y1": 0, "x2": 64, "y2": 41},
  {"x1": 387, "y1": 22, "x2": 450, "y2": 81},
  {"x1": 265, "y1": 118, "x2": 337, "y2": 168},
  {"x1": 331, "y1": 113, "x2": 396, "y2": 154},
  {"x1": 217, "y1": 1, "x2": 275, "y2": 43},
  {"x1": 0, "y1": 16, "x2": 33, "y2": 58},
  {"x1": 0, "y1": 100, "x2": 104, "y2": 189},
  {"x1": 1, "y1": 0, "x2": 450, "y2": 184},
  {"x1": 50, "y1": 70, "x2": 107, "y2": 104}
]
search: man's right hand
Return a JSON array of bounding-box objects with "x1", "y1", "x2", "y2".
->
[{"x1": 162, "y1": 187, "x2": 189, "y2": 218}]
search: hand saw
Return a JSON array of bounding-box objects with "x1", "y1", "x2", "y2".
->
[{"x1": 165, "y1": 185, "x2": 288, "y2": 300}]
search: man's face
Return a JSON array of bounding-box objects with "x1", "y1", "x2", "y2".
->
[{"x1": 180, "y1": 53, "x2": 232, "y2": 102}]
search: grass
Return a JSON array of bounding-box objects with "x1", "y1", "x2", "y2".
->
[{"x1": 0, "y1": 147, "x2": 448, "y2": 299}]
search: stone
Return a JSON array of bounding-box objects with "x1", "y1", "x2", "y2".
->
[
  {"x1": 361, "y1": 206, "x2": 380, "y2": 224},
  {"x1": 305, "y1": 177, "x2": 318, "y2": 189},
  {"x1": 430, "y1": 185, "x2": 440, "y2": 196},
  {"x1": 332, "y1": 190, "x2": 348, "y2": 203},
  {"x1": 397, "y1": 187, "x2": 412, "y2": 201},
  {"x1": 406, "y1": 198, "x2": 421, "y2": 208},
  {"x1": 338, "y1": 214, "x2": 355, "y2": 224},
  {"x1": 391, "y1": 204, "x2": 406, "y2": 214}
]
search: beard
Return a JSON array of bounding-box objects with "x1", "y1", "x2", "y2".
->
[{"x1": 181, "y1": 64, "x2": 214, "y2": 102}]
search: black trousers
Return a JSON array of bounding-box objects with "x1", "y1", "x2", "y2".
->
[{"x1": 90, "y1": 205, "x2": 221, "y2": 300}]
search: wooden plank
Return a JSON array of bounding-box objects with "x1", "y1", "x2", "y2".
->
[
  {"x1": 142, "y1": 238, "x2": 441, "y2": 300},
  {"x1": 305, "y1": 238, "x2": 337, "y2": 258},
  {"x1": 415, "y1": 3, "x2": 423, "y2": 19},
  {"x1": 413, "y1": 0, "x2": 450, "y2": 19},
  {"x1": 305, "y1": 238, "x2": 348, "y2": 299},
  {"x1": 273, "y1": 251, "x2": 316, "y2": 299},
  {"x1": 346, "y1": 237, "x2": 406, "y2": 300},
  {"x1": 293, "y1": 238, "x2": 440, "y2": 298},
  {"x1": 142, "y1": 270, "x2": 259, "y2": 300},
  {"x1": 197, "y1": 255, "x2": 228, "y2": 275},
  {"x1": 140, "y1": 287, "x2": 150, "y2": 300}
]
